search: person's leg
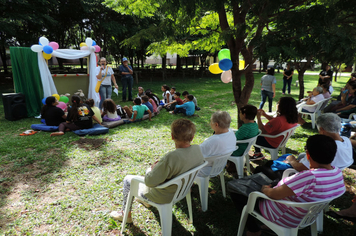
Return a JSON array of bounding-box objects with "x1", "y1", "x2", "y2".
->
[
  {"x1": 173, "y1": 107, "x2": 186, "y2": 114},
  {"x1": 128, "y1": 77, "x2": 134, "y2": 101},
  {"x1": 99, "y1": 85, "x2": 107, "y2": 109},
  {"x1": 267, "y1": 91, "x2": 273, "y2": 113},
  {"x1": 287, "y1": 78, "x2": 292, "y2": 94},
  {"x1": 259, "y1": 90, "x2": 267, "y2": 110},
  {"x1": 123, "y1": 106, "x2": 132, "y2": 118},
  {"x1": 254, "y1": 136, "x2": 274, "y2": 154},
  {"x1": 282, "y1": 78, "x2": 287, "y2": 94},
  {"x1": 106, "y1": 85, "x2": 112, "y2": 99},
  {"x1": 121, "y1": 78, "x2": 128, "y2": 101}
]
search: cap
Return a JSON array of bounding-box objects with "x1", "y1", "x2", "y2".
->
[{"x1": 122, "y1": 57, "x2": 128, "y2": 62}]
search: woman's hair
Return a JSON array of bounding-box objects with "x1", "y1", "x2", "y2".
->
[
  {"x1": 240, "y1": 105, "x2": 257, "y2": 120},
  {"x1": 316, "y1": 113, "x2": 341, "y2": 133},
  {"x1": 211, "y1": 111, "x2": 231, "y2": 129},
  {"x1": 277, "y1": 97, "x2": 298, "y2": 124},
  {"x1": 41, "y1": 96, "x2": 56, "y2": 117},
  {"x1": 99, "y1": 57, "x2": 106, "y2": 63},
  {"x1": 102, "y1": 99, "x2": 117, "y2": 113},
  {"x1": 162, "y1": 85, "x2": 170, "y2": 91},
  {"x1": 85, "y1": 98, "x2": 94, "y2": 107},
  {"x1": 306, "y1": 134, "x2": 336, "y2": 165},
  {"x1": 146, "y1": 89, "x2": 160, "y2": 106},
  {"x1": 314, "y1": 86, "x2": 323, "y2": 94},
  {"x1": 267, "y1": 67, "x2": 275, "y2": 75},
  {"x1": 171, "y1": 119, "x2": 196, "y2": 142},
  {"x1": 68, "y1": 95, "x2": 81, "y2": 122},
  {"x1": 321, "y1": 83, "x2": 330, "y2": 92},
  {"x1": 138, "y1": 87, "x2": 144, "y2": 92},
  {"x1": 349, "y1": 81, "x2": 356, "y2": 90}
]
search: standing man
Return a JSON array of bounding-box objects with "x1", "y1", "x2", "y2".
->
[{"x1": 119, "y1": 57, "x2": 134, "y2": 102}]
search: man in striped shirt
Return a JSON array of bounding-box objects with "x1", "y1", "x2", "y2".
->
[{"x1": 231, "y1": 134, "x2": 345, "y2": 236}]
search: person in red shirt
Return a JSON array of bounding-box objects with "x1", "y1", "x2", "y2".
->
[
  {"x1": 164, "y1": 91, "x2": 184, "y2": 111},
  {"x1": 251, "y1": 97, "x2": 299, "y2": 160}
]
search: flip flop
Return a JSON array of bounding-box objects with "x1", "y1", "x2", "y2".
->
[{"x1": 20, "y1": 130, "x2": 37, "y2": 136}]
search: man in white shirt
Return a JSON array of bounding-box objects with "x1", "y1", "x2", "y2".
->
[{"x1": 199, "y1": 111, "x2": 237, "y2": 176}]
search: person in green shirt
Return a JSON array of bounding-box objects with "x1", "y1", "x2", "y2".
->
[
  {"x1": 110, "y1": 119, "x2": 204, "y2": 223},
  {"x1": 123, "y1": 97, "x2": 152, "y2": 122}
]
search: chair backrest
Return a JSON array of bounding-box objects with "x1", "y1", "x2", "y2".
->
[
  {"x1": 156, "y1": 161, "x2": 208, "y2": 204},
  {"x1": 204, "y1": 153, "x2": 232, "y2": 177},
  {"x1": 298, "y1": 99, "x2": 326, "y2": 114},
  {"x1": 235, "y1": 130, "x2": 262, "y2": 157},
  {"x1": 260, "y1": 125, "x2": 299, "y2": 149},
  {"x1": 319, "y1": 97, "x2": 331, "y2": 111}
]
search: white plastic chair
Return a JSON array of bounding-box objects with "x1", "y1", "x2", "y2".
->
[
  {"x1": 318, "y1": 97, "x2": 332, "y2": 116},
  {"x1": 194, "y1": 153, "x2": 232, "y2": 212},
  {"x1": 298, "y1": 99, "x2": 327, "y2": 129},
  {"x1": 120, "y1": 161, "x2": 208, "y2": 236},
  {"x1": 237, "y1": 191, "x2": 344, "y2": 236},
  {"x1": 254, "y1": 125, "x2": 299, "y2": 160},
  {"x1": 228, "y1": 130, "x2": 262, "y2": 178}
]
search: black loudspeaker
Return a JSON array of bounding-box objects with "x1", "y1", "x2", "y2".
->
[{"x1": 2, "y1": 93, "x2": 27, "y2": 121}]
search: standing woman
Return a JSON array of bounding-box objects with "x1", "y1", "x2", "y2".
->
[
  {"x1": 119, "y1": 57, "x2": 134, "y2": 102},
  {"x1": 259, "y1": 67, "x2": 276, "y2": 113},
  {"x1": 282, "y1": 64, "x2": 294, "y2": 95},
  {"x1": 96, "y1": 57, "x2": 118, "y2": 109}
]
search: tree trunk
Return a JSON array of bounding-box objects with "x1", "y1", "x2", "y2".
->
[
  {"x1": 176, "y1": 55, "x2": 181, "y2": 71},
  {"x1": 162, "y1": 54, "x2": 166, "y2": 81},
  {"x1": 0, "y1": 45, "x2": 8, "y2": 74},
  {"x1": 297, "y1": 70, "x2": 306, "y2": 100}
]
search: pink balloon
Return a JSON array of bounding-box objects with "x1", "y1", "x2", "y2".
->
[
  {"x1": 57, "y1": 102, "x2": 67, "y2": 110},
  {"x1": 80, "y1": 46, "x2": 89, "y2": 50},
  {"x1": 94, "y1": 45, "x2": 101, "y2": 53},
  {"x1": 48, "y1": 42, "x2": 59, "y2": 50},
  {"x1": 221, "y1": 70, "x2": 232, "y2": 83}
]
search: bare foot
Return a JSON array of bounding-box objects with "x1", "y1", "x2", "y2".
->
[{"x1": 50, "y1": 131, "x2": 64, "y2": 137}]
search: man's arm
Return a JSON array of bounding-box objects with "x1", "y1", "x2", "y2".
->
[
  {"x1": 130, "y1": 111, "x2": 137, "y2": 122},
  {"x1": 148, "y1": 109, "x2": 152, "y2": 121},
  {"x1": 272, "y1": 84, "x2": 276, "y2": 98}
]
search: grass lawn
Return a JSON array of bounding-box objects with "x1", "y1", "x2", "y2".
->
[{"x1": 0, "y1": 72, "x2": 355, "y2": 235}]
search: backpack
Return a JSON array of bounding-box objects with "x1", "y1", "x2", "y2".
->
[{"x1": 116, "y1": 105, "x2": 127, "y2": 118}]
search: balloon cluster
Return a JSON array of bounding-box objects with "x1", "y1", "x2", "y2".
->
[
  {"x1": 31, "y1": 37, "x2": 59, "y2": 60},
  {"x1": 42, "y1": 94, "x2": 69, "y2": 111},
  {"x1": 209, "y1": 49, "x2": 233, "y2": 83},
  {"x1": 80, "y1": 38, "x2": 101, "y2": 53}
]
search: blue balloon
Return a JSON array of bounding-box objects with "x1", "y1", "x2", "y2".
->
[
  {"x1": 42, "y1": 97, "x2": 47, "y2": 105},
  {"x1": 219, "y1": 58, "x2": 233, "y2": 71},
  {"x1": 43, "y1": 45, "x2": 53, "y2": 54},
  {"x1": 92, "y1": 40, "x2": 96, "y2": 46}
]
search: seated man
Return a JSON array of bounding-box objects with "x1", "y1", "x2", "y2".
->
[
  {"x1": 198, "y1": 111, "x2": 237, "y2": 176},
  {"x1": 110, "y1": 119, "x2": 204, "y2": 222},
  {"x1": 230, "y1": 134, "x2": 345, "y2": 236},
  {"x1": 287, "y1": 113, "x2": 353, "y2": 171}
]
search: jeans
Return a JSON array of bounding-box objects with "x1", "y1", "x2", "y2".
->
[
  {"x1": 254, "y1": 136, "x2": 274, "y2": 153},
  {"x1": 259, "y1": 90, "x2": 274, "y2": 112},
  {"x1": 282, "y1": 77, "x2": 292, "y2": 94},
  {"x1": 174, "y1": 107, "x2": 187, "y2": 115},
  {"x1": 99, "y1": 85, "x2": 112, "y2": 109},
  {"x1": 121, "y1": 76, "x2": 133, "y2": 101}
]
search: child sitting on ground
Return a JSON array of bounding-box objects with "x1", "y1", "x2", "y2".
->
[
  {"x1": 50, "y1": 95, "x2": 101, "y2": 136},
  {"x1": 123, "y1": 97, "x2": 152, "y2": 122},
  {"x1": 164, "y1": 92, "x2": 183, "y2": 111},
  {"x1": 41, "y1": 96, "x2": 67, "y2": 126},
  {"x1": 170, "y1": 87, "x2": 176, "y2": 101},
  {"x1": 161, "y1": 85, "x2": 172, "y2": 104},
  {"x1": 110, "y1": 118, "x2": 205, "y2": 223},
  {"x1": 182, "y1": 91, "x2": 200, "y2": 110},
  {"x1": 85, "y1": 98, "x2": 102, "y2": 124},
  {"x1": 137, "y1": 87, "x2": 145, "y2": 98},
  {"x1": 170, "y1": 95, "x2": 195, "y2": 116},
  {"x1": 102, "y1": 99, "x2": 121, "y2": 122},
  {"x1": 141, "y1": 95, "x2": 154, "y2": 113}
]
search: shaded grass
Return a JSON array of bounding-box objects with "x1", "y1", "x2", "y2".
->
[{"x1": 0, "y1": 72, "x2": 355, "y2": 235}]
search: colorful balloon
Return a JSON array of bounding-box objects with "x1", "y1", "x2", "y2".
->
[
  {"x1": 239, "y1": 60, "x2": 245, "y2": 70},
  {"x1": 208, "y1": 63, "x2": 223, "y2": 74},
  {"x1": 57, "y1": 102, "x2": 67, "y2": 110},
  {"x1": 43, "y1": 52, "x2": 52, "y2": 60},
  {"x1": 94, "y1": 45, "x2": 101, "y2": 53},
  {"x1": 42, "y1": 97, "x2": 47, "y2": 105},
  {"x1": 219, "y1": 58, "x2": 233, "y2": 71},
  {"x1": 48, "y1": 42, "x2": 59, "y2": 50},
  {"x1": 80, "y1": 42, "x2": 87, "y2": 47},
  {"x1": 221, "y1": 70, "x2": 232, "y2": 83},
  {"x1": 85, "y1": 38, "x2": 93, "y2": 48},
  {"x1": 39, "y1": 37, "x2": 49, "y2": 46},
  {"x1": 59, "y1": 96, "x2": 69, "y2": 103},
  {"x1": 52, "y1": 94, "x2": 60, "y2": 101},
  {"x1": 31, "y1": 45, "x2": 43, "y2": 52},
  {"x1": 43, "y1": 45, "x2": 53, "y2": 54},
  {"x1": 80, "y1": 46, "x2": 89, "y2": 50},
  {"x1": 218, "y1": 49, "x2": 231, "y2": 60},
  {"x1": 92, "y1": 40, "x2": 96, "y2": 46}
]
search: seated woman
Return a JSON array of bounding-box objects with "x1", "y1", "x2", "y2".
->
[
  {"x1": 50, "y1": 95, "x2": 101, "y2": 136},
  {"x1": 41, "y1": 96, "x2": 66, "y2": 126},
  {"x1": 321, "y1": 83, "x2": 331, "y2": 99},
  {"x1": 102, "y1": 99, "x2": 121, "y2": 122},
  {"x1": 251, "y1": 97, "x2": 298, "y2": 160},
  {"x1": 298, "y1": 87, "x2": 324, "y2": 125},
  {"x1": 231, "y1": 135, "x2": 346, "y2": 236},
  {"x1": 198, "y1": 111, "x2": 237, "y2": 176},
  {"x1": 110, "y1": 119, "x2": 204, "y2": 222}
]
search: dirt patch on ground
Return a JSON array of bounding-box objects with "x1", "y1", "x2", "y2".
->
[{"x1": 71, "y1": 138, "x2": 107, "y2": 150}]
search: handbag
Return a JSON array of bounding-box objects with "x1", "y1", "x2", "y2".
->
[{"x1": 95, "y1": 66, "x2": 109, "y2": 93}]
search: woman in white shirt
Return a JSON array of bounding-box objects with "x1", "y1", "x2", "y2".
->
[{"x1": 96, "y1": 57, "x2": 118, "y2": 109}]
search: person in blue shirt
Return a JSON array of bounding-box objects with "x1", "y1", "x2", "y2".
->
[
  {"x1": 170, "y1": 95, "x2": 195, "y2": 116},
  {"x1": 119, "y1": 57, "x2": 134, "y2": 102},
  {"x1": 141, "y1": 95, "x2": 154, "y2": 114}
]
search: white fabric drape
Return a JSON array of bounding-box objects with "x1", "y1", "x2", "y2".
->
[{"x1": 38, "y1": 47, "x2": 100, "y2": 105}]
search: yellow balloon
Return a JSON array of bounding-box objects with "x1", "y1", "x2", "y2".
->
[
  {"x1": 209, "y1": 63, "x2": 223, "y2": 74},
  {"x1": 43, "y1": 52, "x2": 52, "y2": 60},
  {"x1": 52, "y1": 94, "x2": 60, "y2": 101},
  {"x1": 239, "y1": 60, "x2": 245, "y2": 70},
  {"x1": 80, "y1": 42, "x2": 87, "y2": 47}
]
